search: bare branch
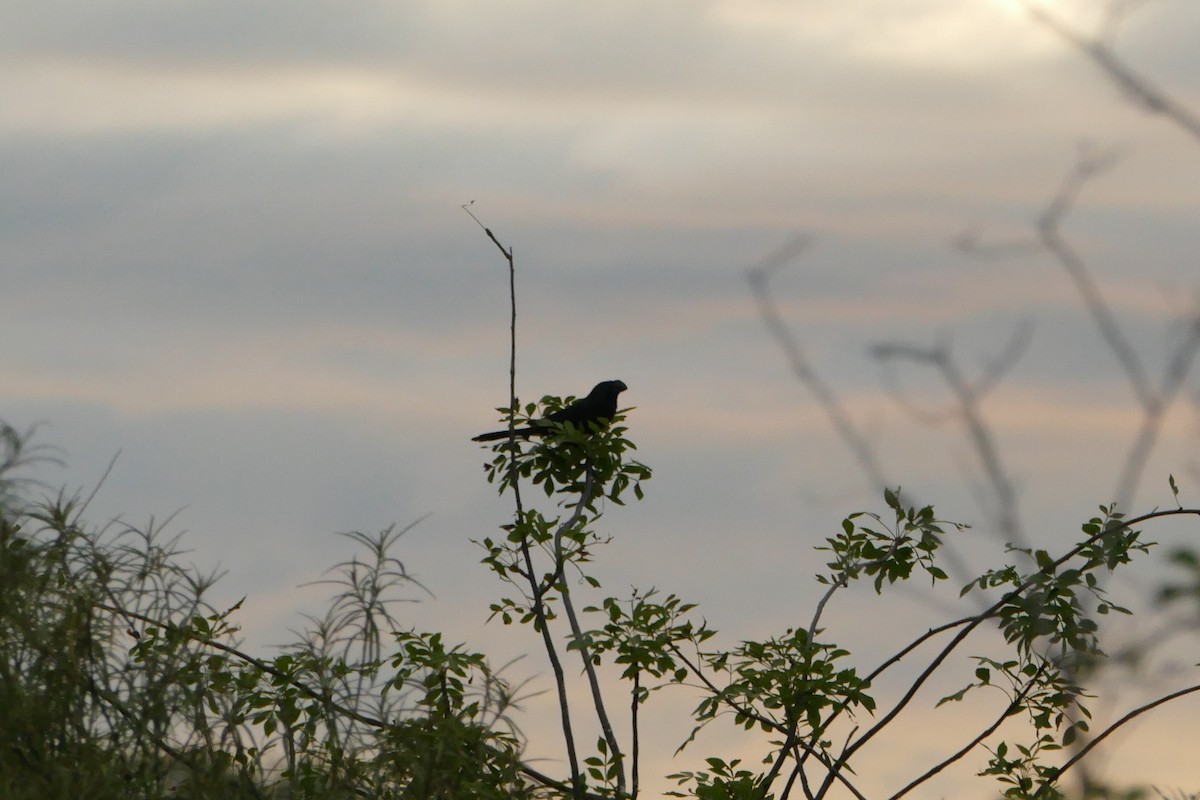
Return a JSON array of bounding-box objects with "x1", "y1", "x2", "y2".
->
[
  {"x1": 747, "y1": 236, "x2": 890, "y2": 492},
  {"x1": 1049, "y1": 682, "x2": 1200, "y2": 788},
  {"x1": 888, "y1": 662, "x2": 1050, "y2": 800},
  {"x1": 964, "y1": 142, "x2": 1200, "y2": 510},
  {"x1": 871, "y1": 341, "x2": 1025, "y2": 545},
  {"x1": 1022, "y1": 2, "x2": 1200, "y2": 144},
  {"x1": 1037, "y1": 149, "x2": 1156, "y2": 411}
]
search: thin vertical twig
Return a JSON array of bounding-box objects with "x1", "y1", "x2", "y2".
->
[{"x1": 464, "y1": 204, "x2": 584, "y2": 798}]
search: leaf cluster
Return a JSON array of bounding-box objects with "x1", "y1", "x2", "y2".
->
[{"x1": 480, "y1": 400, "x2": 650, "y2": 509}]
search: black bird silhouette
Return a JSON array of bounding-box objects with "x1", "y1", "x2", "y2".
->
[{"x1": 471, "y1": 380, "x2": 627, "y2": 442}]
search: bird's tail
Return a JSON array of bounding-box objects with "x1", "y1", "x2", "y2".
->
[{"x1": 471, "y1": 426, "x2": 538, "y2": 443}]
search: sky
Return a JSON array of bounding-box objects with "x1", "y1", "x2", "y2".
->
[{"x1": 3, "y1": 0, "x2": 1200, "y2": 796}]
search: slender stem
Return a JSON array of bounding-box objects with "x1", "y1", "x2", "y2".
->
[
  {"x1": 556, "y1": 468, "x2": 626, "y2": 793},
  {"x1": 808, "y1": 532, "x2": 911, "y2": 647},
  {"x1": 939, "y1": 355, "x2": 1023, "y2": 545},
  {"x1": 781, "y1": 728, "x2": 866, "y2": 800},
  {"x1": 540, "y1": 467, "x2": 595, "y2": 597},
  {"x1": 465, "y1": 207, "x2": 585, "y2": 796},
  {"x1": 888, "y1": 663, "x2": 1048, "y2": 800},
  {"x1": 865, "y1": 617, "x2": 973, "y2": 686},
  {"x1": 1041, "y1": 682, "x2": 1200, "y2": 793},
  {"x1": 631, "y1": 669, "x2": 640, "y2": 799}
]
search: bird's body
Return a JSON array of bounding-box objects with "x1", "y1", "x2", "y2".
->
[{"x1": 472, "y1": 380, "x2": 627, "y2": 442}]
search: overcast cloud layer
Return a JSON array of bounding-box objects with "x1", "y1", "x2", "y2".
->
[{"x1": 3, "y1": 1, "x2": 1200, "y2": 795}]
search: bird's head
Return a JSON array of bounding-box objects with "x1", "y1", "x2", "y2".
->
[{"x1": 592, "y1": 380, "x2": 627, "y2": 398}]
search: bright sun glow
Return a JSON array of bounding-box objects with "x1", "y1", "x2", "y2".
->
[
  {"x1": 709, "y1": 1, "x2": 1063, "y2": 69},
  {"x1": 990, "y1": 0, "x2": 1025, "y2": 13}
]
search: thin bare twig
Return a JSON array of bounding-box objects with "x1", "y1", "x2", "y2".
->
[
  {"x1": 871, "y1": 341, "x2": 1026, "y2": 546},
  {"x1": 888, "y1": 662, "x2": 1050, "y2": 800},
  {"x1": 747, "y1": 236, "x2": 890, "y2": 493},
  {"x1": 1022, "y1": 2, "x2": 1200, "y2": 144},
  {"x1": 1037, "y1": 149, "x2": 1152, "y2": 409},
  {"x1": 1048, "y1": 682, "x2": 1200, "y2": 791}
]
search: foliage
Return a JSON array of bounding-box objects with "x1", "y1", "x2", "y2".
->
[
  {"x1": 0, "y1": 428, "x2": 530, "y2": 799},
  {"x1": 2, "y1": 387, "x2": 1199, "y2": 800},
  {"x1": 464, "y1": 395, "x2": 1200, "y2": 800}
]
